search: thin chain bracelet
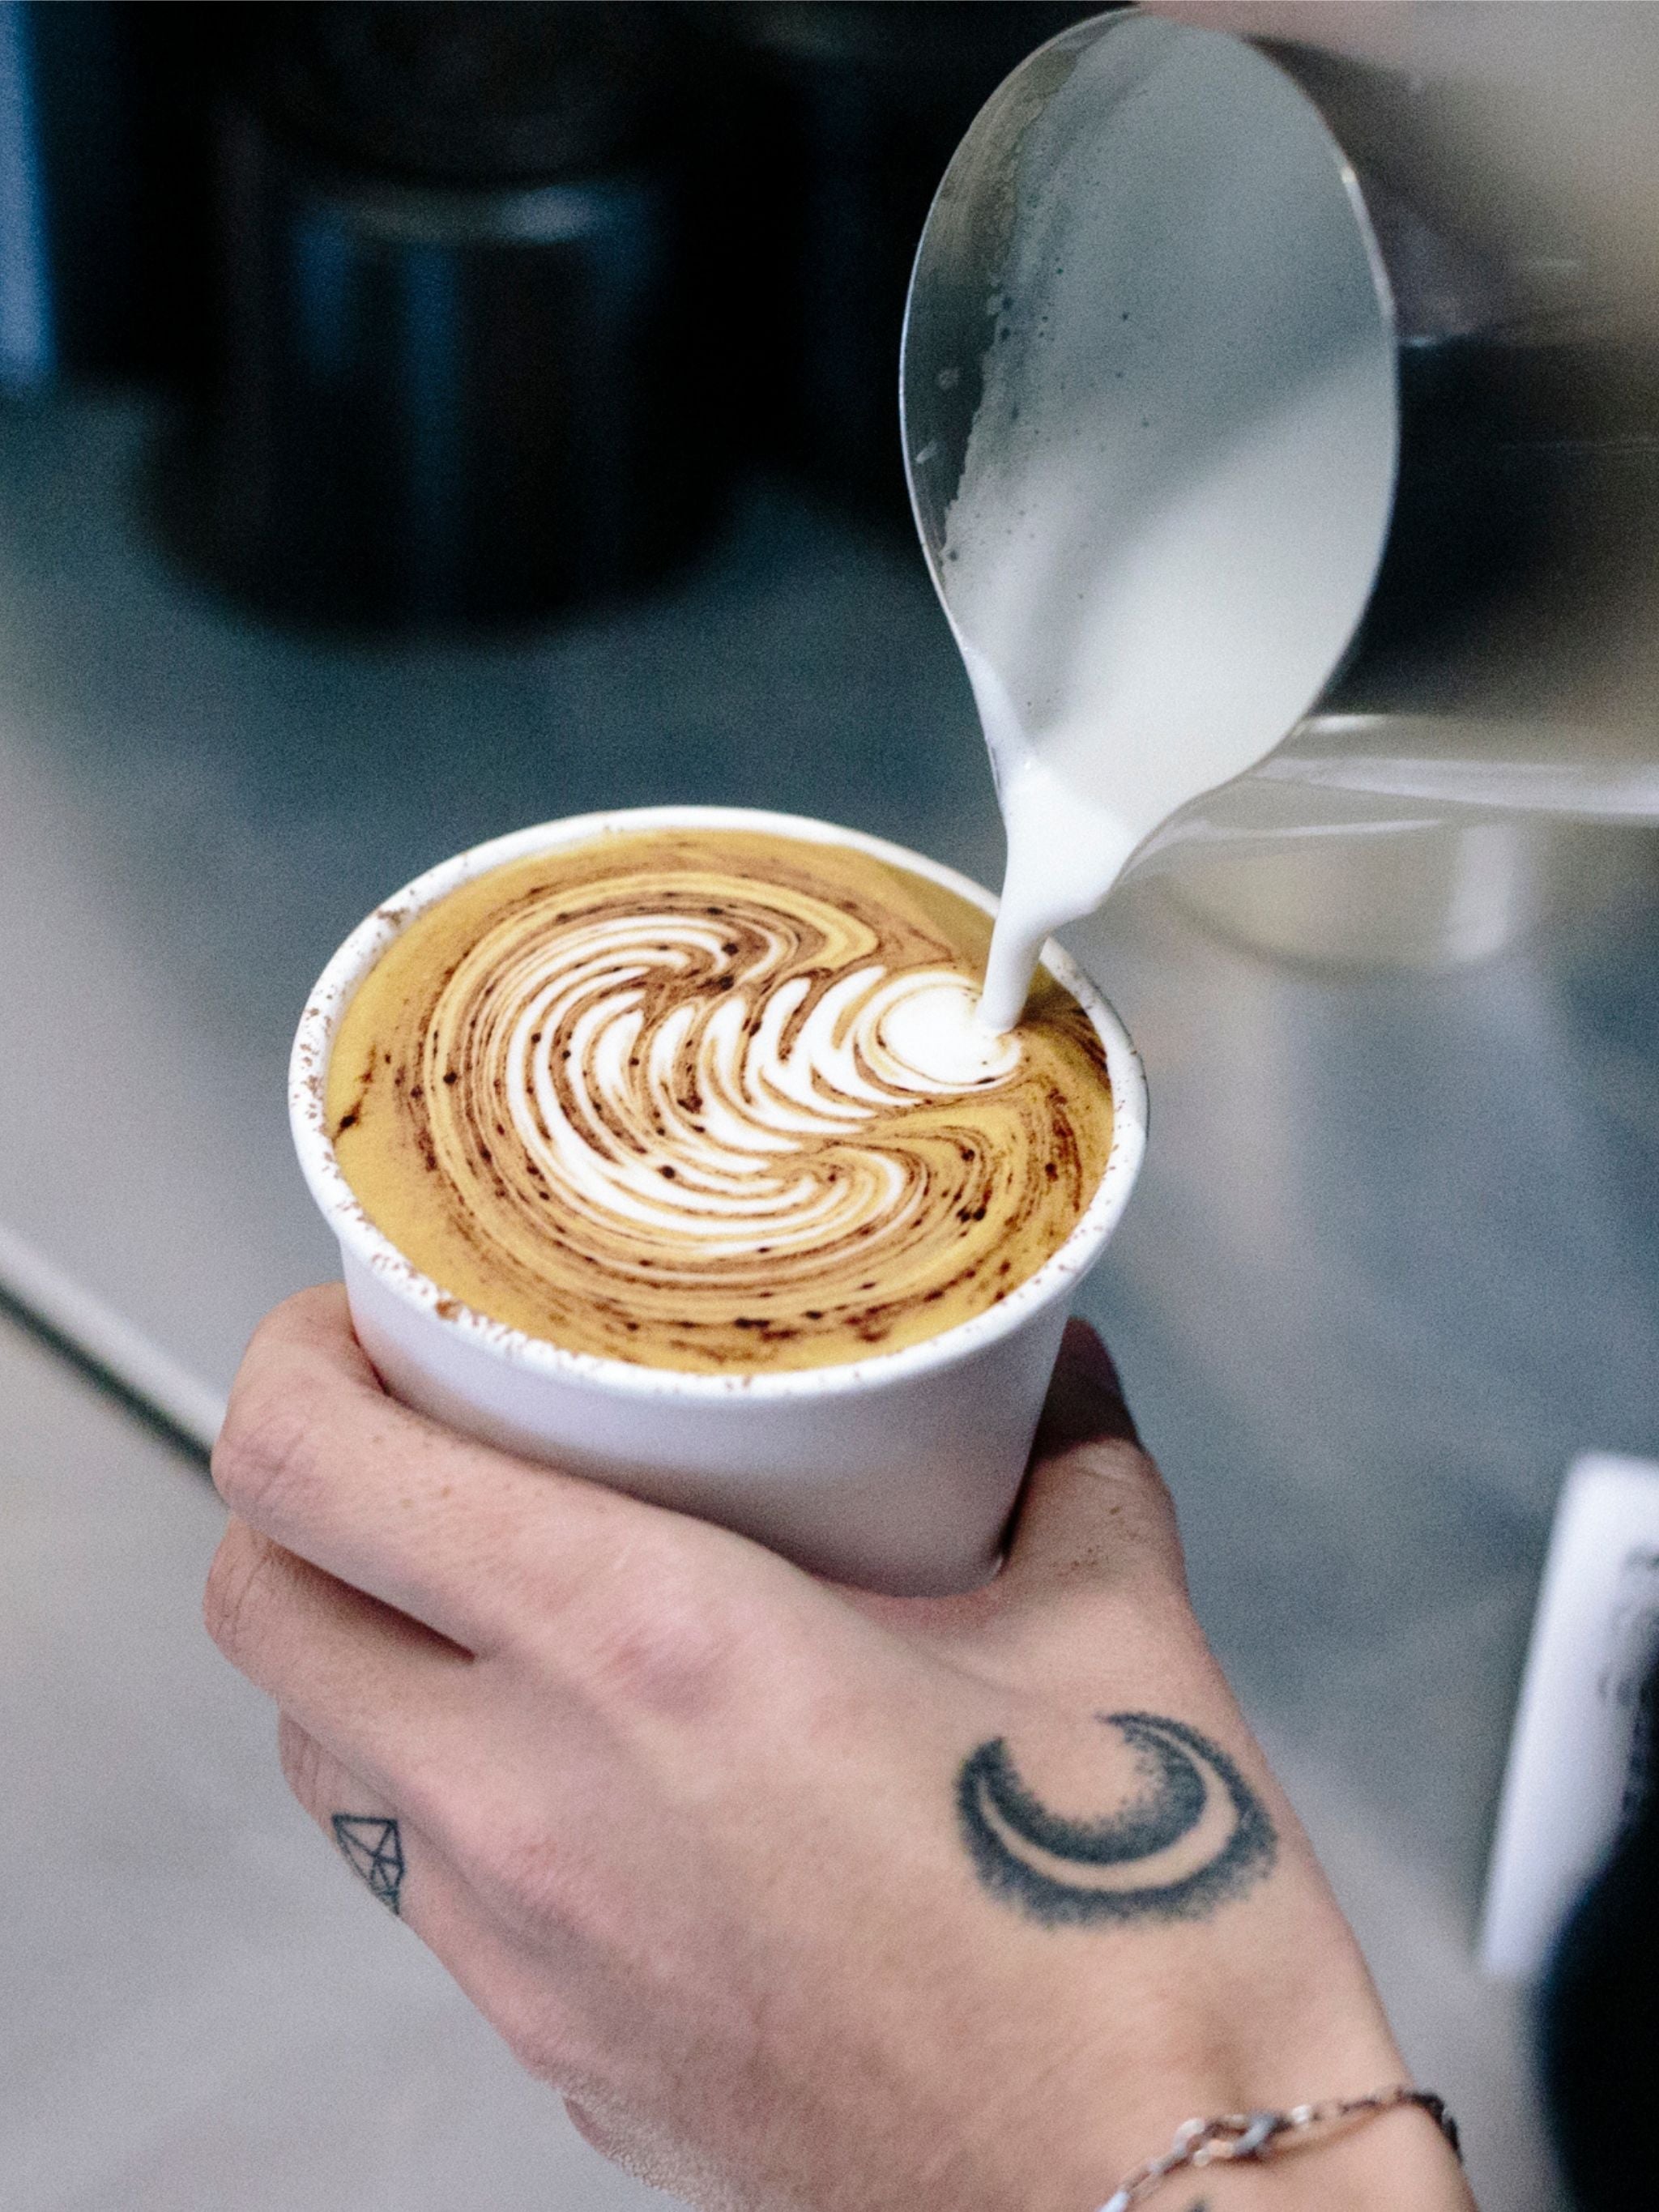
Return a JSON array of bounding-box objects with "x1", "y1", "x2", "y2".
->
[{"x1": 1095, "y1": 2083, "x2": 1462, "y2": 2210}]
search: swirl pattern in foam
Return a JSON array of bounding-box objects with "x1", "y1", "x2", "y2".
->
[{"x1": 326, "y1": 829, "x2": 1115, "y2": 1373}]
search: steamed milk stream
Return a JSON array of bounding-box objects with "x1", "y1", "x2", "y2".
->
[
  {"x1": 911, "y1": 19, "x2": 1401, "y2": 1031},
  {"x1": 326, "y1": 829, "x2": 1113, "y2": 1375}
]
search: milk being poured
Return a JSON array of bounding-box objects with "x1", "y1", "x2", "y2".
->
[
  {"x1": 909, "y1": 15, "x2": 1659, "y2": 1033},
  {"x1": 912, "y1": 20, "x2": 1401, "y2": 1032},
  {"x1": 956, "y1": 329, "x2": 1395, "y2": 1029}
]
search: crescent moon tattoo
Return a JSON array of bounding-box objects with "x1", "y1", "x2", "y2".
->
[{"x1": 956, "y1": 1713, "x2": 1276, "y2": 1925}]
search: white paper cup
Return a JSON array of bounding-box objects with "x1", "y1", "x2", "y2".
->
[{"x1": 290, "y1": 807, "x2": 1146, "y2": 1595}]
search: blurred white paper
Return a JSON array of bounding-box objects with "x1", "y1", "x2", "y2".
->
[{"x1": 1481, "y1": 1453, "x2": 1659, "y2": 1981}]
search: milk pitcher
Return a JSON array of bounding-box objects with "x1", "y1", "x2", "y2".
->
[{"x1": 904, "y1": 4, "x2": 1659, "y2": 971}]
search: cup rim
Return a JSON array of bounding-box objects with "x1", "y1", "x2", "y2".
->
[{"x1": 289, "y1": 805, "x2": 1147, "y2": 1403}]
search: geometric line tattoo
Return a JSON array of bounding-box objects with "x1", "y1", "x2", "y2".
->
[
  {"x1": 957, "y1": 1711, "x2": 1276, "y2": 1926},
  {"x1": 331, "y1": 1814, "x2": 406, "y2": 1916}
]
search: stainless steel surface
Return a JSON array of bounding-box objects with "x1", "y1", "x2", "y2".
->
[{"x1": 6, "y1": 393, "x2": 1656, "y2": 2206}]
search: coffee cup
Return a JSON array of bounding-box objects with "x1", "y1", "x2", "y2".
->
[{"x1": 290, "y1": 806, "x2": 1146, "y2": 1596}]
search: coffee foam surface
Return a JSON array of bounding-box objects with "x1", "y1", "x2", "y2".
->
[{"x1": 326, "y1": 829, "x2": 1114, "y2": 1373}]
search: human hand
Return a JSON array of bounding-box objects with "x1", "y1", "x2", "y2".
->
[{"x1": 206, "y1": 1290, "x2": 1472, "y2": 2211}]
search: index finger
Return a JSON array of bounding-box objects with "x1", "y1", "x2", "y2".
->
[{"x1": 211, "y1": 1285, "x2": 691, "y2": 1653}]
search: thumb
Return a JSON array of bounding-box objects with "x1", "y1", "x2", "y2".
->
[{"x1": 1002, "y1": 1319, "x2": 1187, "y2": 1599}]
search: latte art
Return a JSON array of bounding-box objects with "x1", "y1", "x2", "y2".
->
[
  {"x1": 327, "y1": 830, "x2": 1115, "y2": 1372},
  {"x1": 467, "y1": 931, "x2": 1020, "y2": 1261}
]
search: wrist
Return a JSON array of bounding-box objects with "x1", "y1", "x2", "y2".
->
[
  {"x1": 1141, "y1": 2099, "x2": 1475, "y2": 2212},
  {"x1": 961, "y1": 1926, "x2": 1469, "y2": 2212},
  {"x1": 1026, "y1": 2041, "x2": 1473, "y2": 2212},
  {"x1": 1021, "y1": 2085, "x2": 1472, "y2": 2212}
]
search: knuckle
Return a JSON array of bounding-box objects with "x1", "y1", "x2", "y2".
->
[
  {"x1": 1115, "y1": 1451, "x2": 1188, "y2": 1582},
  {"x1": 211, "y1": 1382, "x2": 314, "y2": 1524},
  {"x1": 276, "y1": 1714, "x2": 326, "y2": 1807},
  {"x1": 1076, "y1": 1442, "x2": 1183, "y2": 1562},
  {"x1": 437, "y1": 1788, "x2": 612, "y2": 1955},
  {"x1": 562, "y1": 2097, "x2": 612, "y2": 2154},
  {"x1": 561, "y1": 2094, "x2": 643, "y2": 2166},
  {"x1": 444, "y1": 1796, "x2": 564, "y2": 1926},
  {"x1": 570, "y1": 1562, "x2": 739, "y2": 1720},
  {"x1": 490, "y1": 1992, "x2": 576, "y2": 2087},
  {"x1": 203, "y1": 1526, "x2": 284, "y2": 1666}
]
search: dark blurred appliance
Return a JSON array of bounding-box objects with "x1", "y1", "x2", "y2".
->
[
  {"x1": 4, "y1": 0, "x2": 1104, "y2": 616},
  {"x1": 717, "y1": 2, "x2": 1099, "y2": 523},
  {"x1": 1541, "y1": 1645, "x2": 1659, "y2": 2209},
  {"x1": 0, "y1": 2, "x2": 208, "y2": 390},
  {"x1": 187, "y1": 2, "x2": 722, "y2": 628}
]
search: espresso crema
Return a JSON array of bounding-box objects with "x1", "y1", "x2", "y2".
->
[{"x1": 326, "y1": 829, "x2": 1114, "y2": 1374}]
